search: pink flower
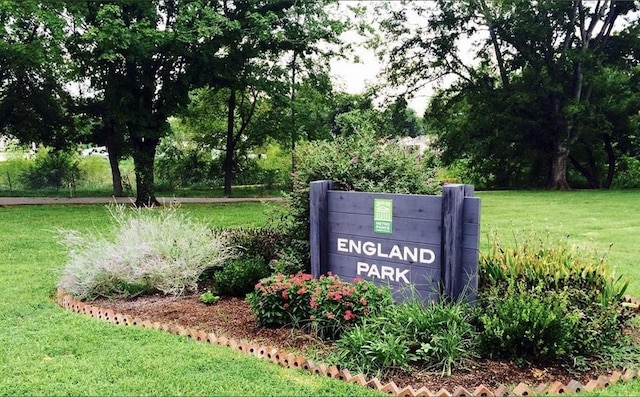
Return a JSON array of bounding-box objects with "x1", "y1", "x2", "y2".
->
[
  {"x1": 360, "y1": 298, "x2": 368, "y2": 305},
  {"x1": 282, "y1": 290, "x2": 289, "y2": 300},
  {"x1": 297, "y1": 288, "x2": 307, "y2": 295},
  {"x1": 343, "y1": 310, "x2": 355, "y2": 321},
  {"x1": 326, "y1": 312, "x2": 335, "y2": 319},
  {"x1": 351, "y1": 156, "x2": 359, "y2": 164},
  {"x1": 353, "y1": 277, "x2": 364, "y2": 283},
  {"x1": 284, "y1": 303, "x2": 289, "y2": 308}
]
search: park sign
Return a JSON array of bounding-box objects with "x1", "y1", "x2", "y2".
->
[{"x1": 310, "y1": 181, "x2": 481, "y2": 303}]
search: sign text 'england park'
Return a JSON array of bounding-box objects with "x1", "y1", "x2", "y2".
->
[{"x1": 310, "y1": 181, "x2": 481, "y2": 303}]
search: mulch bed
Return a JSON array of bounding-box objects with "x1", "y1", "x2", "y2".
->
[{"x1": 93, "y1": 294, "x2": 614, "y2": 392}]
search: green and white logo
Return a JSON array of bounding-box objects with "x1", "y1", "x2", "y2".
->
[{"x1": 373, "y1": 199, "x2": 393, "y2": 234}]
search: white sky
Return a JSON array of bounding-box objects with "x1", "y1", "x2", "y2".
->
[{"x1": 327, "y1": 1, "x2": 445, "y2": 116}]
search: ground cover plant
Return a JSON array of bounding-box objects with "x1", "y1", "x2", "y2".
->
[{"x1": 57, "y1": 204, "x2": 234, "y2": 300}]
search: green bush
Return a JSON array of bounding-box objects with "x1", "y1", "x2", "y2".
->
[
  {"x1": 280, "y1": 131, "x2": 441, "y2": 269},
  {"x1": 333, "y1": 301, "x2": 477, "y2": 377},
  {"x1": 247, "y1": 272, "x2": 315, "y2": 328},
  {"x1": 212, "y1": 257, "x2": 271, "y2": 297},
  {"x1": 76, "y1": 155, "x2": 113, "y2": 189},
  {"x1": 224, "y1": 227, "x2": 284, "y2": 264},
  {"x1": 612, "y1": 155, "x2": 640, "y2": 188},
  {"x1": 58, "y1": 204, "x2": 233, "y2": 300},
  {"x1": 477, "y1": 283, "x2": 580, "y2": 362},
  {"x1": 308, "y1": 274, "x2": 394, "y2": 340},
  {"x1": 478, "y1": 233, "x2": 631, "y2": 362},
  {"x1": 19, "y1": 149, "x2": 81, "y2": 190},
  {"x1": 247, "y1": 272, "x2": 393, "y2": 338}
]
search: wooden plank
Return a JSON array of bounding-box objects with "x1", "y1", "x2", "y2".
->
[
  {"x1": 327, "y1": 253, "x2": 441, "y2": 286},
  {"x1": 442, "y1": 184, "x2": 465, "y2": 300},
  {"x1": 327, "y1": 233, "x2": 441, "y2": 267},
  {"x1": 328, "y1": 190, "x2": 443, "y2": 220},
  {"x1": 310, "y1": 181, "x2": 332, "y2": 278},
  {"x1": 327, "y1": 212, "x2": 442, "y2": 244}
]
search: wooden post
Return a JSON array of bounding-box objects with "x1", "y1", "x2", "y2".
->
[
  {"x1": 442, "y1": 184, "x2": 465, "y2": 301},
  {"x1": 310, "y1": 180, "x2": 333, "y2": 278}
]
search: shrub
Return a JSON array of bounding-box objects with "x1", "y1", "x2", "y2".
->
[
  {"x1": 333, "y1": 300, "x2": 477, "y2": 377},
  {"x1": 612, "y1": 155, "x2": 640, "y2": 188},
  {"x1": 247, "y1": 272, "x2": 393, "y2": 338},
  {"x1": 247, "y1": 272, "x2": 315, "y2": 328},
  {"x1": 477, "y1": 283, "x2": 580, "y2": 362},
  {"x1": 278, "y1": 131, "x2": 441, "y2": 269},
  {"x1": 268, "y1": 248, "x2": 307, "y2": 276},
  {"x1": 478, "y1": 232, "x2": 631, "y2": 362},
  {"x1": 20, "y1": 149, "x2": 81, "y2": 191},
  {"x1": 308, "y1": 274, "x2": 394, "y2": 340},
  {"x1": 224, "y1": 227, "x2": 284, "y2": 264},
  {"x1": 212, "y1": 257, "x2": 271, "y2": 297},
  {"x1": 58, "y1": 204, "x2": 233, "y2": 300}
]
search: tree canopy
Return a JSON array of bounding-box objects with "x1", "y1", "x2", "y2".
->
[{"x1": 377, "y1": 0, "x2": 640, "y2": 189}]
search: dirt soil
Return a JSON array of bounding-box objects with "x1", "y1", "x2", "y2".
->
[{"x1": 95, "y1": 294, "x2": 609, "y2": 392}]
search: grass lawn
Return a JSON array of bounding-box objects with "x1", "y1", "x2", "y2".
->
[
  {"x1": 2, "y1": 189, "x2": 640, "y2": 396},
  {"x1": 477, "y1": 189, "x2": 640, "y2": 297},
  {"x1": 0, "y1": 203, "x2": 382, "y2": 396}
]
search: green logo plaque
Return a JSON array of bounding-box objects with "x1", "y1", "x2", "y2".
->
[{"x1": 373, "y1": 199, "x2": 393, "y2": 234}]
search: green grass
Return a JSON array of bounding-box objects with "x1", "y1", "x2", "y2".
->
[
  {"x1": 477, "y1": 189, "x2": 640, "y2": 297},
  {"x1": 3, "y1": 190, "x2": 640, "y2": 396},
  {"x1": 0, "y1": 203, "x2": 381, "y2": 396},
  {"x1": 0, "y1": 185, "x2": 286, "y2": 198}
]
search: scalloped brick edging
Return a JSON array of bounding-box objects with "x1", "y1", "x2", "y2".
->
[{"x1": 56, "y1": 289, "x2": 640, "y2": 397}]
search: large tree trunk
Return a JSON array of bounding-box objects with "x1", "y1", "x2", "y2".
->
[
  {"x1": 223, "y1": 89, "x2": 236, "y2": 197},
  {"x1": 105, "y1": 122, "x2": 124, "y2": 196},
  {"x1": 548, "y1": 141, "x2": 571, "y2": 190},
  {"x1": 132, "y1": 135, "x2": 159, "y2": 207}
]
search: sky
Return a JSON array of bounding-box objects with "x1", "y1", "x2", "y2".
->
[{"x1": 326, "y1": 1, "x2": 450, "y2": 116}]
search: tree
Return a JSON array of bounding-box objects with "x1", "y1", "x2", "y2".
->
[
  {"x1": 378, "y1": 0, "x2": 640, "y2": 189},
  {"x1": 0, "y1": 0, "x2": 76, "y2": 148},
  {"x1": 67, "y1": 0, "x2": 230, "y2": 206},
  {"x1": 191, "y1": 0, "x2": 346, "y2": 196}
]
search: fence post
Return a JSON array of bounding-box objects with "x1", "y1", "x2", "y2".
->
[
  {"x1": 310, "y1": 180, "x2": 333, "y2": 278},
  {"x1": 442, "y1": 184, "x2": 466, "y2": 301}
]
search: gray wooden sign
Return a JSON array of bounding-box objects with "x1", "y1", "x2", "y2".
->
[{"x1": 310, "y1": 181, "x2": 481, "y2": 303}]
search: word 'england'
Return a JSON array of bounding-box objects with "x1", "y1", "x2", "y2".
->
[{"x1": 336, "y1": 238, "x2": 436, "y2": 264}]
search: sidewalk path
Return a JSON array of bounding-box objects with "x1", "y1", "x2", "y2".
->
[{"x1": 0, "y1": 196, "x2": 284, "y2": 206}]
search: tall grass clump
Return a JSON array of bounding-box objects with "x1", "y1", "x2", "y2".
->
[
  {"x1": 58, "y1": 205, "x2": 233, "y2": 300},
  {"x1": 332, "y1": 300, "x2": 478, "y2": 377},
  {"x1": 477, "y1": 231, "x2": 631, "y2": 364}
]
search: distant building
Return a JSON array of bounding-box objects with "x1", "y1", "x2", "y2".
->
[{"x1": 398, "y1": 135, "x2": 434, "y2": 154}]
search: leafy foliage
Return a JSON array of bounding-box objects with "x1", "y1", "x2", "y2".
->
[
  {"x1": 19, "y1": 149, "x2": 81, "y2": 191},
  {"x1": 333, "y1": 301, "x2": 478, "y2": 377},
  {"x1": 477, "y1": 233, "x2": 631, "y2": 362},
  {"x1": 212, "y1": 257, "x2": 271, "y2": 297},
  {"x1": 247, "y1": 272, "x2": 393, "y2": 339},
  {"x1": 199, "y1": 290, "x2": 220, "y2": 305},
  {"x1": 281, "y1": 131, "x2": 440, "y2": 268},
  {"x1": 224, "y1": 227, "x2": 284, "y2": 265},
  {"x1": 58, "y1": 205, "x2": 233, "y2": 300}
]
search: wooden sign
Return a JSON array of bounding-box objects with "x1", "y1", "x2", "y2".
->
[{"x1": 310, "y1": 181, "x2": 481, "y2": 303}]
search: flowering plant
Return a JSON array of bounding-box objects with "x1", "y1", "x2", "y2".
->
[
  {"x1": 309, "y1": 274, "x2": 394, "y2": 339},
  {"x1": 247, "y1": 272, "x2": 393, "y2": 340},
  {"x1": 246, "y1": 272, "x2": 314, "y2": 328}
]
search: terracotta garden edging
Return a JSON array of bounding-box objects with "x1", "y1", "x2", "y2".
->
[{"x1": 56, "y1": 288, "x2": 640, "y2": 397}]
